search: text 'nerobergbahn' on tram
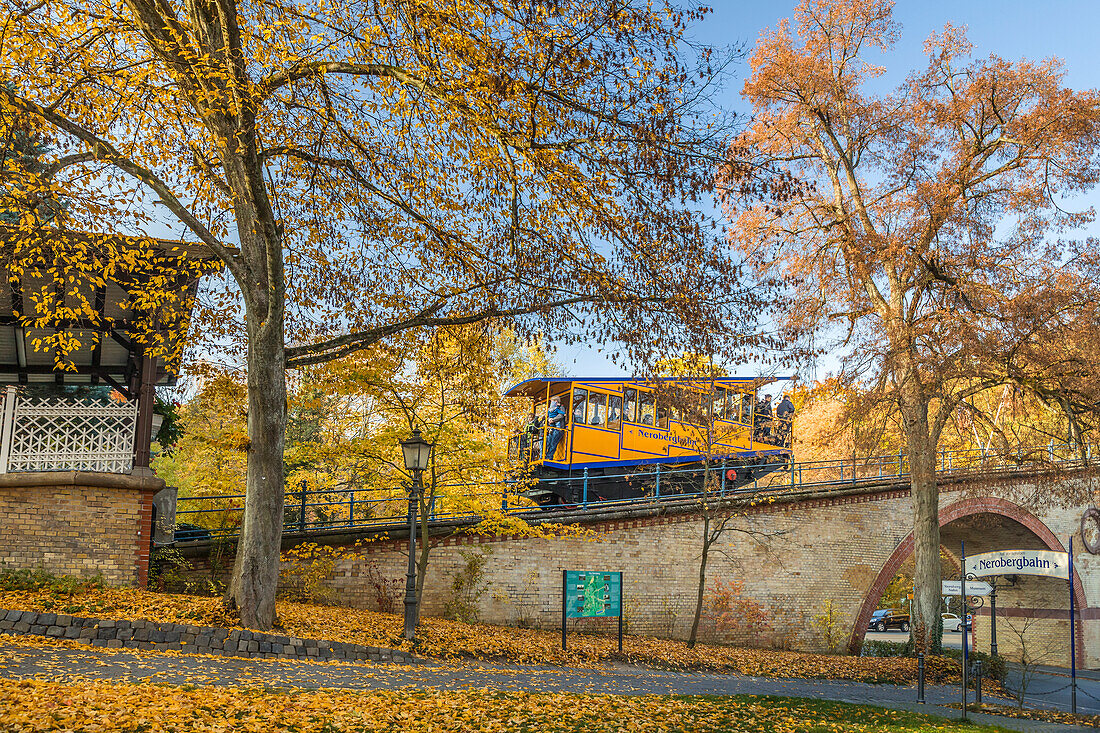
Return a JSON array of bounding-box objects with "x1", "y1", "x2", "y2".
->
[{"x1": 506, "y1": 376, "x2": 794, "y2": 506}]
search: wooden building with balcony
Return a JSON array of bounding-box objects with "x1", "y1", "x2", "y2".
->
[{"x1": 0, "y1": 228, "x2": 217, "y2": 585}]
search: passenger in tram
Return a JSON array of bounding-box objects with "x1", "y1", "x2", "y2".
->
[
  {"x1": 546, "y1": 398, "x2": 566, "y2": 459},
  {"x1": 775, "y1": 394, "x2": 794, "y2": 448},
  {"x1": 754, "y1": 395, "x2": 772, "y2": 442},
  {"x1": 589, "y1": 393, "x2": 602, "y2": 425},
  {"x1": 608, "y1": 399, "x2": 622, "y2": 426},
  {"x1": 520, "y1": 412, "x2": 540, "y2": 458}
]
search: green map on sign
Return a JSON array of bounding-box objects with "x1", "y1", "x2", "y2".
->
[{"x1": 565, "y1": 571, "x2": 621, "y2": 618}]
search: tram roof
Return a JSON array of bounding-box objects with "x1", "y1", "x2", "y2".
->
[{"x1": 504, "y1": 375, "x2": 790, "y2": 399}]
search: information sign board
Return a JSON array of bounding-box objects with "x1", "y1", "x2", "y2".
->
[
  {"x1": 942, "y1": 579, "x2": 992, "y2": 596},
  {"x1": 564, "y1": 570, "x2": 622, "y2": 618},
  {"x1": 964, "y1": 550, "x2": 1069, "y2": 580}
]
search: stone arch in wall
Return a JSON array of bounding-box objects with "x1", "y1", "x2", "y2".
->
[{"x1": 848, "y1": 496, "x2": 1087, "y2": 656}]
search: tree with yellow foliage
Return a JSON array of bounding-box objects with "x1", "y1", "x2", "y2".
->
[{"x1": 3, "y1": 0, "x2": 774, "y2": 627}]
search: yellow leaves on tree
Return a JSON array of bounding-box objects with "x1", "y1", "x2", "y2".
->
[
  {"x1": 723, "y1": 0, "x2": 1100, "y2": 653},
  {"x1": 5, "y1": 0, "x2": 776, "y2": 629}
]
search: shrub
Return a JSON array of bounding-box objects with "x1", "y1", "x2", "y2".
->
[
  {"x1": 442, "y1": 548, "x2": 491, "y2": 623},
  {"x1": 364, "y1": 560, "x2": 401, "y2": 614},
  {"x1": 943, "y1": 648, "x2": 1006, "y2": 682},
  {"x1": 813, "y1": 599, "x2": 845, "y2": 654},
  {"x1": 148, "y1": 547, "x2": 194, "y2": 592},
  {"x1": 280, "y1": 542, "x2": 359, "y2": 605},
  {"x1": 704, "y1": 579, "x2": 770, "y2": 645},
  {"x1": 0, "y1": 568, "x2": 103, "y2": 595},
  {"x1": 860, "y1": 639, "x2": 908, "y2": 657}
]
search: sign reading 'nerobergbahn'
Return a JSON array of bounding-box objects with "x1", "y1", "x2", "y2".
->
[
  {"x1": 564, "y1": 571, "x2": 622, "y2": 618},
  {"x1": 964, "y1": 550, "x2": 1069, "y2": 579}
]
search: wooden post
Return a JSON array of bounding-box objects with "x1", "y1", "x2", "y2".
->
[
  {"x1": 0, "y1": 385, "x2": 17, "y2": 473},
  {"x1": 131, "y1": 354, "x2": 157, "y2": 475}
]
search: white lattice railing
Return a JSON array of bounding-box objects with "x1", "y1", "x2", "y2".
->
[{"x1": 0, "y1": 386, "x2": 138, "y2": 474}]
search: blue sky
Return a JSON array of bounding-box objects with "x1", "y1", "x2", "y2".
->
[{"x1": 553, "y1": 0, "x2": 1100, "y2": 380}]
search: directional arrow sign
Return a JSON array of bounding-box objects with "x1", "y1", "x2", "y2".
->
[
  {"x1": 964, "y1": 550, "x2": 1069, "y2": 580},
  {"x1": 942, "y1": 579, "x2": 992, "y2": 596}
]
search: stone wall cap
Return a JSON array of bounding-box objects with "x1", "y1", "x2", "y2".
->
[{"x1": 0, "y1": 470, "x2": 165, "y2": 492}]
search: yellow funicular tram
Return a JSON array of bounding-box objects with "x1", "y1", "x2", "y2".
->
[{"x1": 506, "y1": 376, "x2": 793, "y2": 505}]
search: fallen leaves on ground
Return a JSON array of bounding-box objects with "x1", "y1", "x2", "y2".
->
[
  {"x1": 0, "y1": 681, "x2": 1006, "y2": 732},
  {"x1": 949, "y1": 702, "x2": 1100, "y2": 729},
  {"x1": 0, "y1": 587, "x2": 961, "y2": 684}
]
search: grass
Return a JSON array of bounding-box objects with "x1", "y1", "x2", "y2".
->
[{"x1": 0, "y1": 682, "x2": 1016, "y2": 732}]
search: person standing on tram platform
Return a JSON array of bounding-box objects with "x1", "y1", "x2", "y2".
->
[{"x1": 545, "y1": 398, "x2": 567, "y2": 459}]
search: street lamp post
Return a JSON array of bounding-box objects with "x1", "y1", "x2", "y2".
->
[
  {"x1": 400, "y1": 428, "x2": 433, "y2": 642},
  {"x1": 989, "y1": 581, "x2": 998, "y2": 658}
]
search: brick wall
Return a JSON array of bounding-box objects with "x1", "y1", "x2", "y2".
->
[
  {"x1": 0, "y1": 472, "x2": 163, "y2": 586},
  {"x1": 184, "y1": 473, "x2": 1100, "y2": 666}
]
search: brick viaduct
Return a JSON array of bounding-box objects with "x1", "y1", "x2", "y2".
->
[
  {"x1": 3, "y1": 466, "x2": 1097, "y2": 667},
  {"x1": 277, "y1": 467, "x2": 1099, "y2": 668}
]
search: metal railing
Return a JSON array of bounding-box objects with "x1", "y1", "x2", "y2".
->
[{"x1": 173, "y1": 442, "x2": 1094, "y2": 542}]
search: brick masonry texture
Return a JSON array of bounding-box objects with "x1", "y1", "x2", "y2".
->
[
  {"x1": 0, "y1": 607, "x2": 415, "y2": 664},
  {"x1": 0, "y1": 472, "x2": 162, "y2": 586},
  {"x1": 258, "y1": 475, "x2": 1098, "y2": 667}
]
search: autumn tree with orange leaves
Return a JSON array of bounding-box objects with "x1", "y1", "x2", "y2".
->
[
  {"x1": 1, "y1": 1, "x2": 774, "y2": 628},
  {"x1": 723, "y1": 0, "x2": 1100, "y2": 653}
]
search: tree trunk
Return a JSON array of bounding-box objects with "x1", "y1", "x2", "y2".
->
[
  {"x1": 688, "y1": 513, "x2": 711, "y2": 648},
  {"x1": 225, "y1": 266, "x2": 287, "y2": 630},
  {"x1": 901, "y1": 400, "x2": 942, "y2": 654}
]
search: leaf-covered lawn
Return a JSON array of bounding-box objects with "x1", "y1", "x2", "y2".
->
[
  {"x1": 0, "y1": 586, "x2": 959, "y2": 684},
  {"x1": 0, "y1": 681, "x2": 1010, "y2": 732}
]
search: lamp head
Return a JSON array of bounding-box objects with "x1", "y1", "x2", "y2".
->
[{"x1": 401, "y1": 428, "x2": 433, "y2": 472}]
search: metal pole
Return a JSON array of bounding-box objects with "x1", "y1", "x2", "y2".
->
[
  {"x1": 1070, "y1": 535, "x2": 1077, "y2": 715},
  {"x1": 618, "y1": 572, "x2": 624, "y2": 653},
  {"x1": 917, "y1": 652, "x2": 926, "y2": 703},
  {"x1": 403, "y1": 471, "x2": 420, "y2": 642},
  {"x1": 989, "y1": 582, "x2": 998, "y2": 658},
  {"x1": 721, "y1": 460, "x2": 727, "y2": 497},
  {"x1": 348, "y1": 490, "x2": 354, "y2": 527},
  {"x1": 561, "y1": 569, "x2": 567, "y2": 651},
  {"x1": 974, "y1": 660, "x2": 982, "y2": 705},
  {"x1": 961, "y1": 540, "x2": 968, "y2": 720},
  {"x1": 299, "y1": 479, "x2": 307, "y2": 532},
  {"x1": 582, "y1": 467, "x2": 589, "y2": 509},
  {"x1": 655, "y1": 464, "x2": 661, "y2": 499}
]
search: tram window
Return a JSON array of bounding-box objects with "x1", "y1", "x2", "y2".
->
[
  {"x1": 572, "y1": 388, "x2": 587, "y2": 425},
  {"x1": 608, "y1": 395, "x2": 623, "y2": 429},
  {"x1": 712, "y1": 388, "x2": 728, "y2": 420},
  {"x1": 639, "y1": 392, "x2": 655, "y2": 425},
  {"x1": 589, "y1": 392, "x2": 606, "y2": 425},
  {"x1": 624, "y1": 388, "x2": 638, "y2": 423},
  {"x1": 740, "y1": 393, "x2": 753, "y2": 424}
]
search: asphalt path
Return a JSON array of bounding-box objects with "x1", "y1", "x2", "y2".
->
[
  {"x1": 0, "y1": 638, "x2": 1092, "y2": 732},
  {"x1": 865, "y1": 628, "x2": 970, "y2": 649},
  {"x1": 1002, "y1": 665, "x2": 1100, "y2": 717}
]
